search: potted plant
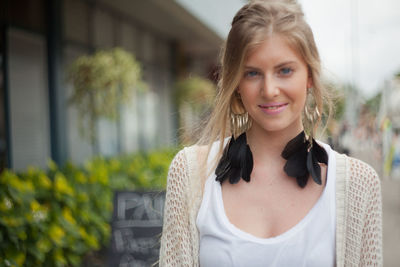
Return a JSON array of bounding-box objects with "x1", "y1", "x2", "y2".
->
[
  {"x1": 174, "y1": 75, "x2": 216, "y2": 143},
  {"x1": 68, "y1": 48, "x2": 147, "y2": 154}
]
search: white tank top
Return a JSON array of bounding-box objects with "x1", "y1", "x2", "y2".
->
[{"x1": 196, "y1": 142, "x2": 336, "y2": 267}]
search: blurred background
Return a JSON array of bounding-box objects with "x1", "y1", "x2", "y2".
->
[{"x1": 0, "y1": 0, "x2": 399, "y2": 266}]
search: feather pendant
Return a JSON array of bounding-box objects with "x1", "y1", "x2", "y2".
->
[
  {"x1": 228, "y1": 168, "x2": 241, "y2": 184},
  {"x1": 283, "y1": 148, "x2": 308, "y2": 178},
  {"x1": 312, "y1": 139, "x2": 328, "y2": 164},
  {"x1": 296, "y1": 175, "x2": 309, "y2": 188},
  {"x1": 215, "y1": 130, "x2": 328, "y2": 188},
  {"x1": 281, "y1": 131, "x2": 307, "y2": 160},
  {"x1": 281, "y1": 131, "x2": 328, "y2": 188},
  {"x1": 215, "y1": 138, "x2": 233, "y2": 179},
  {"x1": 306, "y1": 149, "x2": 322, "y2": 185},
  {"x1": 215, "y1": 133, "x2": 254, "y2": 184},
  {"x1": 241, "y1": 144, "x2": 253, "y2": 182}
]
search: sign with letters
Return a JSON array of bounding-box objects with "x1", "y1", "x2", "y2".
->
[{"x1": 108, "y1": 191, "x2": 165, "y2": 267}]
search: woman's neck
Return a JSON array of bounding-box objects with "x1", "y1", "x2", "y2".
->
[{"x1": 246, "y1": 124, "x2": 304, "y2": 163}]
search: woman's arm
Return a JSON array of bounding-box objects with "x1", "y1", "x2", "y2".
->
[
  {"x1": 347, "y1": 158, "x2": 383, "y2": 266},
  {"x1": 159, "y1": 149, "x2": 194, "y2": 266},
  {"x1": 360, "y1": 166, "x2": 383, "y2": 266}
]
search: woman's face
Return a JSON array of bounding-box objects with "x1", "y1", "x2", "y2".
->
[{"x1": 238, "y1": 34, "x2": 311, "y2": 135}]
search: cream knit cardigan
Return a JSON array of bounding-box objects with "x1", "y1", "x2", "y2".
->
[{"x1": 159, "y1": 145, "x2": 382, "y2": 266}]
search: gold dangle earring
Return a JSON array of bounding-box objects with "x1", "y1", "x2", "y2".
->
[
  {"x1": 304, "y1": 88, "x2": 321, "y2": 143},
  {"x1": 230, "y1": 91, "x2": 251, "y2": 138}
]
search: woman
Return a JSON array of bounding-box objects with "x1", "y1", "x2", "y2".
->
[{"x1": 159, "y1": 0, "x2": 382, "y2": 266}]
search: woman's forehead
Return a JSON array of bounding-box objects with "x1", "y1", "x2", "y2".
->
[{"x1": 244, "y1": 34, "x2": 305, "y2": 66}]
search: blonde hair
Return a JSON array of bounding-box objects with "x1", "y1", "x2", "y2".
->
[{"x1": 196, "y1": 0, "x2": 332, "y2": 174}]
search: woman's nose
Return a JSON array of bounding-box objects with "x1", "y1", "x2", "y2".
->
[{"x1": 260, "y1": 76, "x2": 279, "y2": 99}]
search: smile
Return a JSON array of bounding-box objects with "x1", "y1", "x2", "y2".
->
[{"x1": 258, "y1": 103, "x2": 288, "y2": 115}]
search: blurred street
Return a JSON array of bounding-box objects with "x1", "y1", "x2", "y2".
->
[{"x1": 381, "y1": 178, "x2": 400, "y2": 267}]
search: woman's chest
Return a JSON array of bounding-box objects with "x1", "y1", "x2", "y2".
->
[
  {"x1": 196, "y1": 172, "x2": 335, "y2": 267},
  {"x1": 221, "y1": 175, "x2": 325, "y2": 239}
]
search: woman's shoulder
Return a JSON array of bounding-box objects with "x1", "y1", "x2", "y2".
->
[
  {"x1": 347, "y1": 155, "x2": 380, "y2": 189},
  {"x1": 169, "y1": 139, "x2": 228, "y2": 184},
  {"x1": 168, "y1": 144, "x2": 208, "y2": 177},
  {"x1": 331, "y1": 149, "x2": 381, "y2": 193},
  {"x1": 169, "y1": 144, "x2": 206, "y2": 167},
  {"x1": 172, "y1": 138, "x2": 228, "y2": 166}
]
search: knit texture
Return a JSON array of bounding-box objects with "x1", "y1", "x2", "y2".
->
[{"x1": 159, "y1": 146, "x2": 382, "y2": 267}]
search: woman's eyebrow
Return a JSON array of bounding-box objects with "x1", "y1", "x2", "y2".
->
[
  {"x1": 244, "y1": 61, "x2": 298, "y2": 70},
  {"x1": 244, "y1": 65, "x2": 260, "y2": 69},
  {"x1": 243, "y1": 65, "x2": 263, "y2": 71},
  {"x1": 274, "y1": 61, "x2": 297, "y2": 68}
]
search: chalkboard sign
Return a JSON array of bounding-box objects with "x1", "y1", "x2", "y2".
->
[{"x1": 108, "y1": 191, "x2": 165, "y2": 267}]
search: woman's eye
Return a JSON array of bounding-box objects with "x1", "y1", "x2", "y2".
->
[
  {"x1": 279, "y1": 67, "x2": 293, "y2": 76},
  {"x1": 245, "y1": 70, "x2": 259, "y2": 78}
]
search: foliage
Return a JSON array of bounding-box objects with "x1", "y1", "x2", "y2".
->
[
  {"x1": 322, "y1": 80, "x2": 347, "y2": 122},
  {"x1": 174, "y1": 75, "x2": 216, "y2": 113},
  {"x1": 104, "y1": 148, "x2": 178, "y2": 191},
  {"x1": 174, "y1": 75, "x2": 217, "y2": 143},
  {"x1": 68, "y1": 48, "x2": 147, "y2": 150},
  {"x1": 331, "y1": 89, "x2": 346, "y2": 121},
  {"x1": 364, "y1": 92, "x2": 382, "y2": 116},
  {"x1": 0, "y1": 148, "x2": 177, "y2": 267}
]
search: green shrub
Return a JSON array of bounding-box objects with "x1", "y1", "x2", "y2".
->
[{"x1": 0, "y1": 148, "x2": 177, "y2": 267}]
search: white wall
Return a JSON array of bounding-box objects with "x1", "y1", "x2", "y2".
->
[
  {"x1": 8, "y1": 28, "x2": 51, "y2": 170},
  {"x1": 64, "y1": 46, "x2": 94, "y2": 163}
]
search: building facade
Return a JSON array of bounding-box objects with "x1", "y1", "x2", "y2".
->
[{"x1": 0, "y1": 0, "x2": 222, "y2": 171}]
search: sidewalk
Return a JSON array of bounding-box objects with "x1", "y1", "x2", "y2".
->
[{"x1": 381, "y1": 178, "x2": 400, "y2": 267}]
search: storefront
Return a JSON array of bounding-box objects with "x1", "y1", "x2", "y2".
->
[{"x1": 0, "y1": 0, "x2": 222, "y2": 171}]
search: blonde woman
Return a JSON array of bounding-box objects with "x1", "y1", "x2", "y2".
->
[{"x1": 159, "y1": 0, "x2": 382, "y2": 266}]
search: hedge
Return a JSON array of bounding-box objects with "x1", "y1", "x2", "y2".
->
[{"x1": 0, "y1": 148, "x2": 177, "y2": 267}]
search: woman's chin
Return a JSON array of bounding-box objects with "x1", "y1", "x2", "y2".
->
[{"x1": 250, "y1": 120, "x2": 303, "y2": 135}]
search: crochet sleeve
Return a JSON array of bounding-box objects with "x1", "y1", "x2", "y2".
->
[
  {"x1": 350, "y1": 158, "x2": 383, "y2": 266},
  {"x1": 159, "y1": 149, "x2": 193, "y2": 266}
]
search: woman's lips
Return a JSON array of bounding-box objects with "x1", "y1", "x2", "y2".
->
[{"x1": 258, "y1": 103, "x2": 288, "y2": 115}]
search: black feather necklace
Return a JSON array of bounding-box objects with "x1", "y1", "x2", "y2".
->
[{"x1": 215, "y1": 131, "x2": 328, "y2": 188}]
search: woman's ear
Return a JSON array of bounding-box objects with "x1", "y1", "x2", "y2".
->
[
  {"x1": 307, "y1": 76, "x2": 313, "y2": 89},
  {"x1": 307, "y1": 68, "x2": 313, "y2": 88}
]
